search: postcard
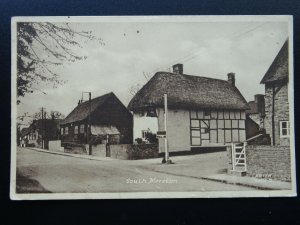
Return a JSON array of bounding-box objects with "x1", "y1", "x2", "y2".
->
[{"x1": 11, "y1": 15, "x2": 296, "y2": 199}]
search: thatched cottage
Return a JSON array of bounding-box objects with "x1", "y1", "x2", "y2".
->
[
  {"x1": 128, "y1": 64, "x2": 249, "y2": 153},
  {"x1": 60, "y1": 92, "x2": 133, "y2": 149},
  {"x1": 261, "y1": 39, "x2": 290, "y2": 146}
]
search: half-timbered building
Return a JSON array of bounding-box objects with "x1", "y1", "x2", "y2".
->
[{"x1": 128, "y1": 64, "x2": 249, "y2": 153}]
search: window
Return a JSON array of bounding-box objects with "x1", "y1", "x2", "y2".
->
[
  {"x1": 65, "y1": 127, "x2": 69, "y2": 135},
  {"x1": 280, "y1": 121, "x2": 289, "y2": 138},
  {"x1": 60, "y1": 128, "x2": 64, "y2": 135},
  {"x1": 74, "y1": 126, "x2": 78, "y2": 134},
  {"x1": 80, "y1": 124, "x2": 85, "y2": 133}
]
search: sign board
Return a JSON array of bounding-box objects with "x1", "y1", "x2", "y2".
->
[{"x1": 157, "y1": 131, "x2": 166, "y2": 138}]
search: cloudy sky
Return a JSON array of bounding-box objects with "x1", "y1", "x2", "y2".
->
[{"x1": 16, "y1": 16, "x2": 289, "y2": 125}]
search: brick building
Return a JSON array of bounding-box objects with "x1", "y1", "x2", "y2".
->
[
  {"x1": 246, "y1": 94, "x2": 265, "y2": 128},
  {"x1": 245, "y1": 94, "x2": 265, "y2": 139},
  {"x1": 128, "y1": 64, "x2": 249, "y2": 153},
  {"x1": 261, "y1": 39, "x2": 290, "y2": 146}
]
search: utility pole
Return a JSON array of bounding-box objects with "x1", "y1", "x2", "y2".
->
[
  {"x1": 42, "y1": 107, "x2": 44, "y2": 149},
  {"x1": 41, "y1": 107, "x2": 44, "y2": 149},
  {"x1": 82, "y1": 92, "x2": 92, "y2": 155},
  {"x1": 164, "y1": 94, "x2": 170, "y2": 163},
  {"x1": 88, "y1": 92, "x2": 92, "y2": 155}
]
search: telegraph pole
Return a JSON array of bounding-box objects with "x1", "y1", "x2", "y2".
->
[
  {"x1": 88, "y1": 92, "x2": 92, "y2": 155},
  {"x1": 82, "y1": 92, "x2": 92, "y2": 155},
  {"x1": 164, "y1": 94, "x2": 170, "y2": 163},
  {"x1": 41, "y1": 107, "x2": 44, "y2": 149}
]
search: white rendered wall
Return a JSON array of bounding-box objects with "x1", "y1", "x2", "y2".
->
[{"x1": 133, "y1": 113, "x2": 158, "y2": 142}]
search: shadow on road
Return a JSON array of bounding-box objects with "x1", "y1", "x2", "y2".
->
[{"x1": 16, "y1": 172, "x2": 51, "y2": 193}]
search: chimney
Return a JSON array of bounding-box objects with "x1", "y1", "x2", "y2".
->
[
  {"x1": 255, "y1": 94, "x2": 265, "y2": 116},
  {"x1": 172, "y1": 64, "x2": 183, "y2": 75},
  {"x1": 227, "y1": 72, "x2": 235, "y2": 86}
]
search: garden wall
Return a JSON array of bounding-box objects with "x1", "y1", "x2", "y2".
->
[
  {"x1": 246, "y1": 145, "x2": 291, "y2": 181},
  {"x1": 91, "y1": 144, "x2": 106, "y2": 157},
  {"x1": 48, "y1": 140, "x2": 64, "y2": 152},
  {"x1": 110, "y1": 144, "x2": 158, "y2": 160}
]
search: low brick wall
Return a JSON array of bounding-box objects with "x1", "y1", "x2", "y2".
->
[
  {"x1": 110, "y1": 144, "x2": 158, "y2": 160},
  {"x1": 49, "y1": 140, "x2": 64, "y2": 152},
  {"x1": 92, "y1": 144, "x2": 106, "y2": 157},
  {"x1": 64, "y1": 145, "x2": 88, "y2": 155},
  {"x1": 246, "y1": 145, "x2": 291, "y2": 181}
]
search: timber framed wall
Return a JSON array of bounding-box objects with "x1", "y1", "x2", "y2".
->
[{"x1": 189, "y1": 109, "x2": 246, "y2": 146}]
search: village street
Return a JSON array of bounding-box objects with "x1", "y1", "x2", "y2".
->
[{"x1": 16, "y1": 148, "x2": 256, "y2": 193}]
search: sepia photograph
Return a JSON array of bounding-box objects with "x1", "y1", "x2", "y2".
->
[{"x1": 10, "y1": 15, "x2": 296, "y2": 199}]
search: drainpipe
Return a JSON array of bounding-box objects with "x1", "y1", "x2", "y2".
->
[{"x1": 272, "y1": 84, "x2": 275, "y2": 146}]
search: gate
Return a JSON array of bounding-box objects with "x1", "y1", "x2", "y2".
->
[{"x1": 231, "y1": 142, "x2": 247, "y2": 172}]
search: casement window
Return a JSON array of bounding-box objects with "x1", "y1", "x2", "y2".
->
[
  {"x1": 65, "y1": 127, "x2": 69, "y2": 135},
  {"x1": 80, "y1": 124, "x2": 85, "y2": 133},
  {"x1": 60, "y1": 128, "x2": 64, "y2": 135},
  {"x1": 280, "y1": 121, "x2": 289, "y2": 138},
  {"x1": 74, "y1": 126, "x2": 78, "y2": 134}
]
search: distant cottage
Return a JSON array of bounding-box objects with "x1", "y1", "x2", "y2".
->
[
  {"x1": 20, "y1": 119, "x2": 61, "y2": 149},
  {"x1": 60, "y1": 92, "x2": 133, "y2": 149},
  {"x1": 128, "y1": 64, "x2": 249, "y2": 153},
  {"x1": 261, "y1": 39, "x2": 290, "y2": 146}
]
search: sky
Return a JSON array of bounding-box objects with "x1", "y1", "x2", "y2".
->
[{"x1": 16, "y1": 17, "x2": 289, "y2": 126}]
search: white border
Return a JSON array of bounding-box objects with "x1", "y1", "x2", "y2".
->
[{"x1": 10, "y1": 15, "x2": 296, "y2": 200}]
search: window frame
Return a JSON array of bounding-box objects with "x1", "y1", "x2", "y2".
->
[
  {"x1": 74, "y1": 125, "x2": 79, "y2": 134},
  {"x1": 279, "y1": 121, "x2": 290, "y2": 138}
]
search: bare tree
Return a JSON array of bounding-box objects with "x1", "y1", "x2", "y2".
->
[
  {"x1": 17, "y1": 109, "x2": 65, "y2": 126},
  {"x1": 17, "y1": 22, "x2": 104, "y2": 103},
  {"x1": 129, "y1": 83, "x2": 142, "y2": 97}
]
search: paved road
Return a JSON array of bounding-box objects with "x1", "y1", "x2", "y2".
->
[{"x1": 16, "y1": 148, "x2": 255, "y2": 193}]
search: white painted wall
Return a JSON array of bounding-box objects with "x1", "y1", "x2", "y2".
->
[
  {"x1": 157, "y1": 108, "x2": 191, "y2": 153},
  {"x1": 133, "y1": 113, "x2": 158, "y2": 142}
]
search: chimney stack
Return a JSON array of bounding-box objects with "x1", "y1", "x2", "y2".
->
[
  {"x1": 172, "y1": 64, "x2": 183, "y2": 75},
  {"x1": 255, "y1": 94, "x2": 265, "y2": 116},
  {"x1": 227, "y1": 72, "x2": 235, "y2": 86}
]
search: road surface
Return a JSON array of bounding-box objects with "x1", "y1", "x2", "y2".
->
[{"x1": 16, "y1": 148, "x2": 255, "y2": 193}]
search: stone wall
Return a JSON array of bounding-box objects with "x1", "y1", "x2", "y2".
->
[
  {"x1": 110, "y1": 144, "x2": 158, "y2": 160},
  {"x1": 264, "y1": 82, "x2": 290, "y2": 146},
  {"x1": 246, "y1": 145, "x2": 291, "y2": 181}
]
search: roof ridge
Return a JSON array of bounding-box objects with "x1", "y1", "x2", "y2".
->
[
  {"x1": 62, "y1": 92, "x2": 114, "y2": 124},
  {"x1": 155, "y1": 71, "x2": 230, "y2": 83}
]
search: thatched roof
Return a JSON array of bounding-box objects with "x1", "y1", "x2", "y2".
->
[
  {"x1": 128, "y1": 72, "x2": 249, "y2": 111},
  {"x1": 261, "y1": 39, "x2": 288, "y2": 84},
  {"x1": 61, "y1": 92, "x2": 114, "y2": 125}
]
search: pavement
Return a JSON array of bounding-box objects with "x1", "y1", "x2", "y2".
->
[
  {"x1": 26, "y1": 147, "x2": 291, "y2": 191},
  {"x1": 16, "y1": 147, "x2": 255, "y2": 193},
  {"x1": 201, "y1": 174, "x2": 291, "y2": 190},
  {"x1": 28, "y1": 147, "x2": 114, "y2": 161}
]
